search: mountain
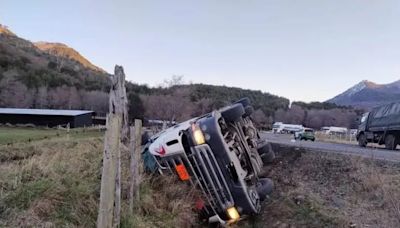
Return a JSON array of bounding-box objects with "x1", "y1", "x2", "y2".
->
[
  {"x1": 0, "y1": 24, "x2": 357, "y2": 128},
  {"x1": 0, "y1": 24, "x2": 112, "y2": 114},
  {"x1": 0, "y1": 24, "x2": 110, "y2": 90},
  {"x1": 34, "y1": 42, "x2": 105, "y2": 73},
  {"x1": 0, "y1": 24, "x2": 15, "y2": 36},
  {"x1": 327, "y1": 80, "x2": 400, "y2": 108}
]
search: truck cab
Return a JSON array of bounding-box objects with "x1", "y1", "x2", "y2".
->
[
  {"x1": 357, "y1": 107, "x2": 400, "y2": 150},
  {"x1": 358, "y1": 112, "x2": 369, "y2": 133},
  {"x1": 356, "y1": 112, "x2": 370, "y2": 147}
]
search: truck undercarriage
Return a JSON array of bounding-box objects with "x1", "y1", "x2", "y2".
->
[{"x1": 145, "y1": 98, "x2": 274, "y2": 224}]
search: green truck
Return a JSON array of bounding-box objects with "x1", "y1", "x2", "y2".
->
[{"x1": 357, "y1": 102, "x2": 400, "y2": 150}]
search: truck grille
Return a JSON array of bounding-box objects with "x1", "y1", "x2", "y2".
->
[{"x1": 156, "y1": 144, "x2": 234, "y2": 214}]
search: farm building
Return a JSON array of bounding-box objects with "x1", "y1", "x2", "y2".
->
[{"x1": 0, "y1": 108, "x2": 94, "y2": 128}]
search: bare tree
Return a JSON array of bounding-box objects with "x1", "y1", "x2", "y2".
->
[
  {"x1": 47, "y1": 86, "x2": 70, "y2": 109},
  {"x1": 36, "y1": 86, "x2": 48, "y2": 108},
  {"x1": 141, "y1": 89, "x2": 195, "y2": 122},
  {"x1": 252, "y1": 109, "x2": 268, "y2": 128},
  {"x1": 0, "y1": 80, "x2": 34, "y2": 108},
  {"x1": 68, "y1": 87, "x2": 82, "y2": 109},
  {"x1": 81, "y1": 90, "x2": 109, "y2": 115},
  {"x1": 162, "y1": 75, "x2": 184, "y2": 88}
]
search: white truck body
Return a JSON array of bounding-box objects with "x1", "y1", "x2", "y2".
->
[
  {"x1": 148, "y1": 118, "x2": 194, "y2": 157},
  {"x1": 321, "y1": 126, "x2": 348, "y2": 135},
  {"x1": 272, "y1": 122, "x2": 304, "y2": 134}
]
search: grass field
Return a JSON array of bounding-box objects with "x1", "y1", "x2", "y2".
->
[
  {"x1": 0, "y1": 126, "x2": 103, "y2": 145},
  {"x1": 1, "y1": 127, "x2": 399, "y2": 227},
  {"x1": 0, "y1": 127, "x2": 198, "y2": 227}
]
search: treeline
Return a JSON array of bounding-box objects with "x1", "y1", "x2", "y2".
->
[
  {"x1": 0, "y1": 31, "x2": 361, "y2": 129},
  {"x1": 127, "y1": 82, "x2": 362, "y2": 129},
  {"x1": 0, "y1": 31, "x2": 112, "y2": 114},
  {"x1": 128, "y1": 81, "x2": 290, "y2": 121},
  {"x1": 275, "y1": 104, "x2": 362, "y2": 129}
]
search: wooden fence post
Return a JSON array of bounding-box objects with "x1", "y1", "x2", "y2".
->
[
  {"x1": 97, "y1": 65, "x2": 128, "y2": 228},
  {"x1": 97, "y1": 115, "x2": 121, "y2": 228},
  {"x1": 129, "y1": 119, "x2": 142, "y2": 213}
]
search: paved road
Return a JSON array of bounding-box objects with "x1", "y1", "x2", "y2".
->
[{"x1": 261, "y1": 132, "x2": 400, "y2": 162}]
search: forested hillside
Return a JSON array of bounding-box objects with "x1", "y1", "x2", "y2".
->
[
  {"x1": 0, "y1": 24, "x2": 360, "y2": 129},
  {"x1": 275, "y1": 102, "x2": 362, "y2": 129},
  {"x1": 128, "y1": 81, "x2": 290, "y2": 126},
  {"x1": 0, "y1": 24, "x2": 111, "y2": 114}
]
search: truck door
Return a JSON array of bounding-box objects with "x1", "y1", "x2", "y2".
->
[{"x1": 358, "y1": 112, "x2": 369, "y2": 132}]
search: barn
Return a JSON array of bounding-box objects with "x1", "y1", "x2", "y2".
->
[{"x1": 0, "y1": 108, "x2": 94, "y2": 128}]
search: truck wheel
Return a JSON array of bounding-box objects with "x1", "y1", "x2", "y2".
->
[
  {"x1": 385, "y1": 134, "x2": 397, "y2": 150},
  {"x1": 235, "y1": 97, "x2": 250, "y2": 107},
  {"x1": 256, "y1": 178, "x2": 274, "y2": 201},
  {"x1": 358, "y1": 133, "x2": 367, "y2": 147},
  {"x1": 258, "y1": 143, "x2": 275, "y2": 164},
  {"x1": 221, "y1": 104, "x2": 245, "y2": 122},
  {"x1": 243, "y1": 106, "x2": 254, "y2": 117}
]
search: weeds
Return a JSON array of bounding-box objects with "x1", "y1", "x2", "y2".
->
[{"x1": 0, "y1": 128, "x2": 199, "y2": 227}]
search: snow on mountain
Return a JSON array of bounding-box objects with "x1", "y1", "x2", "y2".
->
[{"x1": 327, "y1": 79, "x2": 400, "y2": 108}]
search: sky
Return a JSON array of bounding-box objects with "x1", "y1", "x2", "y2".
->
[{"x1": 1, "y1": 0, "x2": 399, "y2": 102}]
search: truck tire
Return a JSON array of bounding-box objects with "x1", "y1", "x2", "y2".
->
[
  {"x1": 221, "y1": 104, "x2": 245, "y2": 122},
  {"x1": 256, "y1": 178, "x2": 274, "y2": 201},
  {"x1": 358, "y1": 133, "x2": 367, "y2": 147},
  {"x1": 385, "y1": 134, "x2": 397, "y2": 150},
  {"x1": 258, "y1": 143, "x2": 275, "y2": 164},
  {"x1": 243, "y1": 106, "x2": 254, "y2": 117},
  {"x1": 235, "y1": 97, "x2": 250, "y2": 107}
]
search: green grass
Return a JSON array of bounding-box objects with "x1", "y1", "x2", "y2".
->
[
  {"x1": 0, "y1": 131, "x2": 103, "y2": 227},
  {"x1": 0, "y1": 127, "x2": 199, "y2": 227},
  {"x1": 0, "y1": 127, "x2": 59, "y2": 144},
  {"x1": 0, "y1": 126, "x2": 103, "y2": 145}
]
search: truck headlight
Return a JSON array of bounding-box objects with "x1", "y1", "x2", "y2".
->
[
  {"x1": 192, "y1": 124, "x2": 205, "y2": 145},
  {"x1": 227, "y1": 207, "x2": 240, "y2": 221}
]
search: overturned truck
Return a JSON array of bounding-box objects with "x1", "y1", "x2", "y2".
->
[{"x1": 143, "y1": 98, "x2": 275, "y2": 225}]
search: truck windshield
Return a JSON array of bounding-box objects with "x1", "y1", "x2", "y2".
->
[{"x1": 361, "y1": 113, "x2": 369, "y2": 123}]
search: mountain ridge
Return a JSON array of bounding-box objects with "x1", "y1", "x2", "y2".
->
[
  {"x1": 34, "y1": 41, "x2": 106, "y2": 73},
  {"x1": 327, "y1": 79, "x2": 400, "y2": 108},
  {"x1": 1, "y1": 23, "x2": 106, "y2": 74}
]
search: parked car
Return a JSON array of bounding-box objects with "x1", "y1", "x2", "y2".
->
[
  {"x1": 295, "y1": 128, "x2": 315, "y2": 141},
  {"x1": 143, "y1": 98, "x2": 275, "y2": 225}
]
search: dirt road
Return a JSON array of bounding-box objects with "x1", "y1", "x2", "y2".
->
[{"x1": 261, "y1": 132, "x2": 400, "y2": 162}]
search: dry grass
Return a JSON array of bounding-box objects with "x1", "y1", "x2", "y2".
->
[
  {"x1": 247, "y1": 149, "x2": 400, "y2": 227},
  {"x1": 1, "y1": 127, "x2": 399, "y2": 227},
  {"x1": 0, "y1": 135, "x2": 102, "y2": 227},
  {"x1": 0, "y1": 128, "x2": 199, "y2": 227},
  {"x1": 121, "y1": 175, "x2": 200, "y2": 228},
  {"x1": 314, "y1": 131, "x2": 358, "y2": 145}
]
